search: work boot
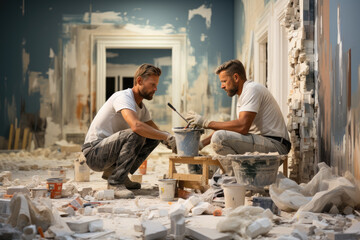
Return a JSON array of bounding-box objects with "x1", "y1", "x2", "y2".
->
[
  {"x1": 108, "y1": 184, "x2": 135, "y2": 199},
  {"x1": 124, "y1": 175, "x2": 141, "y2": 190},
  {"x1": 102, "y1": 167, "x2": 114, "y2": 180}
]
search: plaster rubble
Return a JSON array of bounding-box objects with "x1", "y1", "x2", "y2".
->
[{"x1": 281, "y1": 0, "x2": 317, "y2": 183}]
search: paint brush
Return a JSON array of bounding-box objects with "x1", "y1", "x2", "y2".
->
[{"x1": 167, "y1": 103, "x2": 188, "y2": 124}]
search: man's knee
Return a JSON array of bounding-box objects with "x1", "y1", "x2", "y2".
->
[
  {"x1": 211, "y1": 130, "x2": 227, "y2": 153},
  {"x1": 127, "y1": 131, "x2": 146, "y2": 146}
]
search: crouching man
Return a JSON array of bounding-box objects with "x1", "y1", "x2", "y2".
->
[{"x1": 82, "y1": 64, "x2": 176, "y2": 198}]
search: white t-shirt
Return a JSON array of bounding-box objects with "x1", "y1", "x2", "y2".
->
[
  {"x1": 236, "y1": 80, "x2": 290, "y2": 141},
  {"x1": 84, "y1": 88, "x2": 151, "y2": 143}
]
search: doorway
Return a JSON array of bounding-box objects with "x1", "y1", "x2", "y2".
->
[{"x1": 92, "y1": 35, "x2": 186, "y2": 128}]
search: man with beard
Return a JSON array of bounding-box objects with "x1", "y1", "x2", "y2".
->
[
  {"x1": 186, "y1": 59, "x2": 291, "y2": 174},
  {"x1": 82, "y1": 63, "x2": 176, "y2": 198}
]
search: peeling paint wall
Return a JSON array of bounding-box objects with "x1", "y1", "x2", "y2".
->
[
  {"x1": 317, "y1": 0, "x2": 360, "y2": 180},
  {"x1": 0, "y1": 0, "x2": 234, "y2": 147}
]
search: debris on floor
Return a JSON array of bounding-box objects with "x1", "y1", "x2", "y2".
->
[{"x1": 0, "y1": 145, "x2": 359, "y2": 239}]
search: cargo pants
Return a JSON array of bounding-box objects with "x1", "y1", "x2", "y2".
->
[{"x1": 82, "y1": 129, "x2": 159, "y2": 185}]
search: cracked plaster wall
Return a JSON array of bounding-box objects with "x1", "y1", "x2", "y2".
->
[{"x1": 0, "y1": 0, "x2": 234, "y2": 147}]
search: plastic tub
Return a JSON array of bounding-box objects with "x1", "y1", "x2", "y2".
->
[
  {"x1": 172, "y1": 127, "x2": 204, "y2": 156},
  {"x1": 74, "y1": 158, "x2": 90, "y2": 182},
  {"x1": 223, "y1": 183, "x2": 246, "y2": 209},
  {"x1": 230, "y1": 154, "x2": 284, "y2": 188},
  {"x1": 158, "y1": 179, "x2": 177, "y2": 201}
]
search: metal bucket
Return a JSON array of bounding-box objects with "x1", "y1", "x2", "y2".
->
[{"x1": 172, "y1": 127, "x2": 204, "y2": 156}]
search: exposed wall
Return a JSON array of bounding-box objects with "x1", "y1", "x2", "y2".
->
[
  {"x1": 317, "y1": 0, "x2": 360, "y2": 179},
  {"x1": 0, "y1": 0, "x2": 234, "y2": 147}
]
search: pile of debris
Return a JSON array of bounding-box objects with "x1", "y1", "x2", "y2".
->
[{"x1": 0, "y1": 147, "x2": 360, "y2": 239}]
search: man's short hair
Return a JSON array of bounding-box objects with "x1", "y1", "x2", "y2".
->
[
  {"x1": 134, "y1": 63, "x2": 162, "y2": 85},
  {"x1": 215, "y1": 59, "x2": 247, "y2": 81}
]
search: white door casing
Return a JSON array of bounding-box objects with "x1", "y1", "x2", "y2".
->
[{"x1": 91, "y1": 35, "x2": 187, "y2": 128}]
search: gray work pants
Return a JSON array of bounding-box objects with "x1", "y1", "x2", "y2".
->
[
  {"x1": 82, "y1": 129, "x2": 159, "y2": 185},
  {"x1": 211, "y1": 130, "x2": 290, "y2": 174}
]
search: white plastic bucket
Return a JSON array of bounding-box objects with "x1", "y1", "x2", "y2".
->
[
  {"x1": 74, "y1": 157, "x2": 90, "y2": 182},
  {"x1": 158, "y1": 179, "x2": 177, "y2": 201},
  {"x1": 223, "y1": 183, "x2": 246, "y2": 209}
]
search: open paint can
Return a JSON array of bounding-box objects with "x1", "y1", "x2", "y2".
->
[
  {"x1": 46, "y1": 178, "x2": 63, "y2": 199},
  {"x1": 158, "y1": 179, "x2": 177, "y2": 201}
]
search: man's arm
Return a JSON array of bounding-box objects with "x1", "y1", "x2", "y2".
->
[
  {"x1": 207, "y1": 111, "x2": 256, "y2": 135},
  {"x1": 120, "y1": 109, "x2": 169, "y2": 140},
  {"x1": 145, "y1": 120, "x2": 160, "y2": 130}
]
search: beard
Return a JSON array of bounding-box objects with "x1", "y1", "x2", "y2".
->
[
  {"x1": 226, "y1": 84, "x2": 238, "y2": 97},
  {"x1": 139, "y1": 88, "x2": 154, "y2": 100}
]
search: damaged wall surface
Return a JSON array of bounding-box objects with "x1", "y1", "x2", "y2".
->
[
  {"x1": 317, "y1": 0, "x2": 360, "y2": 180},
  {"x1": 0, "y1": 0, "x2": 234, "y2": 148}
]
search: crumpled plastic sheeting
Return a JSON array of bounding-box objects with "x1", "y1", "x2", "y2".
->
[
  {"x1": 6, "y1": 193, "x2": 53, "y2": 231},
  {"x1": 269, "y1": 162, "x2": 360, "y2": 213},
  {"x1": 217, "y1": 206, "x2": 273, "y2": 239}
]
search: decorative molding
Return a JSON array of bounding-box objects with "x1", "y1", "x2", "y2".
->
[{"x1": 90, "y1": 34, "x2": 187, "y2": 127}]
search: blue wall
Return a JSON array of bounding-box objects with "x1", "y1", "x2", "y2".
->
[{"x1": 0, "y1": 0, "x2": 234, "y2": 146}]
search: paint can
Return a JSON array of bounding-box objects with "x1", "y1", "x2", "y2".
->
[
  {"x1": 252, "y1": 197, "x2": 280, "y2": 215},
  {"x1": 48, "y1": 167, "x2": 66, "y2": 180},
  {"x1": 46, "y1": 178, "x2": 63, "y2": 199},
  {"x1": 139, "y1": 160, "x2": 147, "y2": 175},
  {"x1": 223, "y1": 183, "x2": 246, "y2": 209},
  {"x1": 74, "y1": 157, "x2": 90, "y2": 182},
  {"x1": 158, "y1": 179, "x2": 177, "y2": 201},
  {"x1": 31, "y1": 188, "x2": 48, "y2": 198},
  {"x1": 172, "y1": 127, "x2": 204, "y2": 156}
]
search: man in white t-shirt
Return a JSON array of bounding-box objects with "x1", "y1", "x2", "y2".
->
[
  {"x1": 82, "y1": 64, "x2": 176, "y2": 198},
  {"x1": 186, "y1": 59, "x2": 291, "y2": 174}
]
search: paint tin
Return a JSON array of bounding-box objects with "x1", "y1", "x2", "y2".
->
[
  {"x1": 31, "y1": 188, "x2": 48, "y2": 198},
  {"x1": 252, "y1": 197, "x2": 280, "y2": 215},
  {"x1": 158, "y1": 179, "x2": 177, "y2": 201},
  {"x1": 46, "y1": 178, "x2": 63, "y2": 199},
  {"x1": 172, "y1": 127, "x2": 204, "y2": 156},
  {"x1": 48, "y1": 167, "x2": 66, "y2": 180},
  {"x1": 74, "y1": 158, "x2": 90, "y2": 182},
  {"x1": 222, "y1": 183, "x2": 246, "y2": 209},
  {"x1": 139, "y1": 160, "x2": 147, "y2": 175}
]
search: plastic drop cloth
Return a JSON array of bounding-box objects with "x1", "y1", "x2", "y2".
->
[{"x1": 269, "y1": 162, "x2": 360, "y2": 213}]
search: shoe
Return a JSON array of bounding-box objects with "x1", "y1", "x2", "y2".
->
[
  {"x1": 124, "y1": 175, "x2": 141, "y2": 190},
  {"x1": 108, "y1": 184, "x2": 135, "y2": 199},
  {"x1": 102, "y1": 167, "x2": 114, "y2": 180}
]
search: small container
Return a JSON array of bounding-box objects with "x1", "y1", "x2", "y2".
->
[
  {"x1": 74, "y1": 158, "x2": 90, "y2": 182},
  {"x1": 31, "y1": 188, "x2": 48, "y2": 198},
  {"x1": 158, "y1": 179, "x2": 177, "y2": 201},
  {"x1": 48, "y1": 167, "x2": 66, "y2": 180},
  {"x1": 139, "y1": 160, "x2": 147, "y2": 175},
  {"x1": 252, "y1": 197, "x2": 280, "y2": 215},
  {"x1": 46, "y1": 178, "x2": 63, "y2": 199},
  {"x1": 223, "y1": 183, "x2": 246, "y2": 209}
]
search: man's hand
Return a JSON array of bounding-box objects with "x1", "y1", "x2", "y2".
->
[
  {"x1": 161, "y1": 134, "x2": 177, "y2": 153},
  {"x1": 185, "y1": 111, "x2": 210, "y2": 129}
]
